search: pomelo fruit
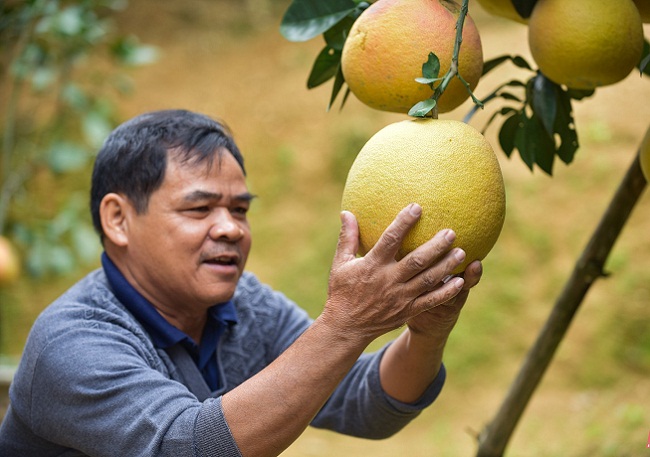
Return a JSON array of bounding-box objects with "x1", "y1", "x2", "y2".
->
[
  {"x1": 341, "y1": 118, "x2": 506, "y2": 274},
  {"x1": 341, "y1": 0, "x2": 484, "y2": 114},
  {"x1": 0, "y1": 236, "x2": 20, "y2": 287},
  {"x1": 528, "y1": 0, "x2": 644, "y2": 90}
]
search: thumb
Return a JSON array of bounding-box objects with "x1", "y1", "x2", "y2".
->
[{"x1": 332, "y1": 210, "x2": 359, "y2": 268}]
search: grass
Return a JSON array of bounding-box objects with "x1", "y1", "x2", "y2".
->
[{"x1": 1, "y1": 1, "x2": 649, "y2": 455}]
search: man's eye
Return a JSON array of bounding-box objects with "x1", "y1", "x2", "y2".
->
[
  {"x1": 190, "y1": 206, "x2": 210, "y2": 213},
  {"x1": 233, "y1": 206, "x2": 249, "y2": 215}
]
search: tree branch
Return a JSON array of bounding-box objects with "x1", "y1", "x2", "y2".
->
[{"x1": 476, "y1": 126, "x2": 649, "y2": 457}]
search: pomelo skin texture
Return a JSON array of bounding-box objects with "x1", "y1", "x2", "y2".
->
[
  {"x1": 341, "y1": 0, "x2": 483, "y2": 114},
  {"x1": 528, "y1": 0, "x2": 644, "y2": 90},
  {"x1": 341, "y1": 119, "x2": 506, "y2": 274}
]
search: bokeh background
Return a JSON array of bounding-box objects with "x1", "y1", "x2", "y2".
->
[{"x1": 1, "y1": 1, "x2": 649, "y2": 455}]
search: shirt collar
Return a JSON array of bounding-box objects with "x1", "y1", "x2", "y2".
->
[{"x1": 101, "y1": 252, "x2": 238, "y2": 350}]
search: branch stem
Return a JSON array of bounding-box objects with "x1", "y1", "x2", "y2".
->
[{"x1": 431, "y1": 0, "x2": 482, "y2": 109}]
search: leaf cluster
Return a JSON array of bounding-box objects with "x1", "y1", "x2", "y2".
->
[
  {"x1": 468, "y1": 38, "x2": 650, "y2": 175},
  {"x1": 280, "y1": 0, "x2": 369, "y2": 110},
  {"x1": 280, "y1": 0, "x2": 650, "y2": 177},
  {"x1": 464, "y1": 55, "x2": 589, "y2": 175},
  {"x1": 0, "y1": 0, "x2": 157, "y2": 277}
]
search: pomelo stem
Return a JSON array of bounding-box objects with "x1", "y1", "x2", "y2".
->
[{"x1": 431, "y1": 0, "x2": 483, "y2": 111}]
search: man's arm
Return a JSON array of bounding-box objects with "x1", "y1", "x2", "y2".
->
[
  {"x1": 379, "y1": 259, "x2": 483, "y2": 403},
  {"x1": 222, "y1": 204, "x2": 469, "y2": 457}
]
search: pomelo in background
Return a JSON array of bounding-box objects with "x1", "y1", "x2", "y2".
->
[
  {"x1": 341, "y1": 0, "x2": 484, "y2": 114},
  {"x1": 528, "y1": 0, "x2": 644, "y2": 90},
  {"x1": 341, "y1": 119, "x2": 506, "y2": 274},
  {"x1": 474, "y1": 0, "x2": 528, "y2": 24},
  {"x1": 0, "y1": 236, "x2": 20, "y2": 287}
]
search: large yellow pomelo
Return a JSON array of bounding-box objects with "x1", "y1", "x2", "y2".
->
[
  {"x1": 528, "y1": 0, "x2": 644, "y2": 90},
  {"x1": 341, "y1": 0, "x2": 483, "y2": 114},
  {"x1": 474, "y1": 0, "x2": 527, "y2": 24},
  {"x1": 341, "y1": 119, "x2": 506, "y2": 274}
]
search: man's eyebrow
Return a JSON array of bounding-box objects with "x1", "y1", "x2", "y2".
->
[{"x1": 183, "y1": 190, "x2": 257, "y2": 202}]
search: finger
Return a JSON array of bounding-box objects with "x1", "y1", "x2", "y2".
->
[
  {"x1": 411, "y1": 275, "x2": 465, "y2": 313},
  {"x1": 366, "y1": 204, "x2": 422, "y2": 263},
  {"x1": 331, "y1": 210, "x2": 360, "y2": 269},
  {"x1": 402, "y1": 246, "x2": 465, "y2": 297},
  {"x1": 397, "y1": 228, "x2": 458, "y2": 280},
  {"x1": 460, "y1": 260, "x2": 483, "y2": 290}
]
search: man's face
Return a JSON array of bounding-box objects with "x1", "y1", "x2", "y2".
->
[{"x1": 119, "y1": 150, "x2": 253, "y2": 312}]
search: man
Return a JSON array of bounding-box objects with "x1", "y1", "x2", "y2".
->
[{"x1": 0, "y1": 110, "x2": 482, "y2": 456}]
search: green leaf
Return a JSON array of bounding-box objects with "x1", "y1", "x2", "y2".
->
[
  {"x1": 112, "y1": 35, "x2": 159, "y2": 66},
  {"x1": 530, "y1": 113, "x2": 556, "y2": 174},
  {"x1": 553, "y1": 88, "x2": 579, "y2": 164},
  {"x1": 308, "y1": 46, "x2": 341, "y2": 88},
  {"x1": 280, "y1": 0, "x2": 357, "y2": 42},
  {"x1": 464, "y1": 80, "x2": 526, "y2": 123},
  {"x1": 323, "y1": 14, "x2": 357, "y2": 50},
  {"x1": 566, "y1": 87, "x2": 595, "y2": 100},
  {"x1": 510, "y1": 0, "x2": 538, "y2": 19},
  {"x1": 513, "y1": 113, "x2": 537, "y2": 171},
  {"x1": 499, "y1": 92, "x2": 522, "y2": 102},
  {"x1": 639, "y1": 39, "x2": 650, "y2": 76},
  {"x1": 531, "y1": 73, "x2": 558, "y2": 136},
  {"x1": 83, "y1": 111, "x2": 113, "y2": 148},
  {"x1": 415, "y1": 77, "x2": 443, "y2": 85},
  {"x1": 513, "y1": 111, "x2": 556, "y2": 175},
  {"x1": 498, "y1": 113, "x2": 519, "y2": 158},
  {"x1": 482, "y1": 55, "x2": 533, "y2": 76},
  {"x1": 46, "y1": 142, "x2": 90, "y2": 173},
  {"x1": 408, "y1": 99, "x2": 437, "y2": 117},
  {"x1": 328, "y1": 65, "x2": 346, "y2": 111},
  {"x1": 422, "y1": 52, "x2": 440, "y2": 80}
]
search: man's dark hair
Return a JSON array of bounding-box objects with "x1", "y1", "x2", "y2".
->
[{"x1": 90, "y1": 109, "x2": 246, "y2": 238}]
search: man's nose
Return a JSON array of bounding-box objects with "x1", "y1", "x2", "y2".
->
[{"x1": 208, "y1": 209, "x2": 244, "y2": 241}]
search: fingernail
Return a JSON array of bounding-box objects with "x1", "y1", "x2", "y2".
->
[
  {"x1": 453, "y1": 277, "x2": 464, "y2": 289},
  {"x1": 408, "y1": 203, "x2": 422, "y2": 217},
  {"x1": 454, "y1": 248, "x2": 466, "y2": 262},
  {"x1": 445, "y1": 229, "x2": 456, "y2": 243}
]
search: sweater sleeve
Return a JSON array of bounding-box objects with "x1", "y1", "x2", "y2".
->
[{"x1": 311, "y1": 344, "x2": 446, "y2": 439}]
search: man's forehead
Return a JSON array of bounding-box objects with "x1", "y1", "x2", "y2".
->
[{"x1": 166, "y1": 149, "x2": 244, "y2": 178}]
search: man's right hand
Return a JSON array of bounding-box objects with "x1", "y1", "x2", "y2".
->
[{"x1": 322, "y1": 203, "x2": 466, "y2": 345}]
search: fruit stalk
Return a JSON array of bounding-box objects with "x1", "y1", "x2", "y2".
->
[
  {"x1": 432, "y1": 0, "x2": 483, "y2": 110},
  {"x1": 475, "y1": 128, "x2": 649, "y2": 457}
]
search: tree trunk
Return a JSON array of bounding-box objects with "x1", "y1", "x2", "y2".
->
[{"x1": 476, "y1": 130, "x2": 649, "y2": 457}]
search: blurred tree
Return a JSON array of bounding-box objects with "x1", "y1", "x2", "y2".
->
[{"x1": 0, "y1": 0, "x2": 157, "y2": 278}]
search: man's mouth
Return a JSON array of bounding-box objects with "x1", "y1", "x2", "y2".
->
[{"x1": 204, "y1": 256, "x2": 238, "y2": 266}]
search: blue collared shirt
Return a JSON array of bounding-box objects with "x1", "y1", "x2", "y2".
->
[{"x1": 101, "y1": 253, "x2": 237, "y2": 390}]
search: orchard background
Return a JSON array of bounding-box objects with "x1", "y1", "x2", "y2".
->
[{"x1": 1, "y1": 1, "x2": 649, "y2": 455}]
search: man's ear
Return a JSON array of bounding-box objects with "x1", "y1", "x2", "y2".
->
[{"x1": 100, "y1": 193, "x2": 132, "y2": 247}]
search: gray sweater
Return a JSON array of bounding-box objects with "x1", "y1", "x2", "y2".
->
[{"x1": 0, "y1": 269, "x2": 445, "y2": 456}]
